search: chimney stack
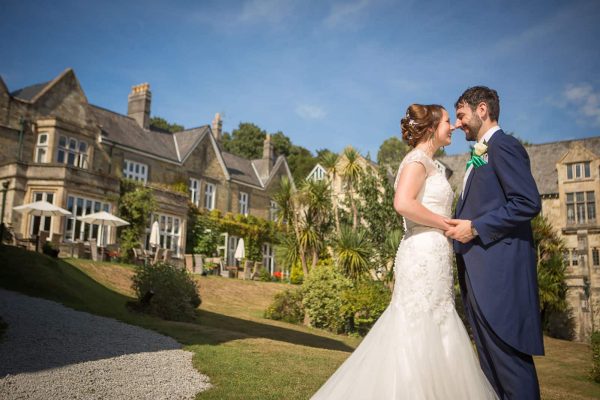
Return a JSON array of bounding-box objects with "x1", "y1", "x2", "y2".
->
[
  {"x1": 212, "y1": 113, "x2": 222, "y2": 142},
  {"x1": 263, "y1": 134, "x2": 275, "y2": 166},
  {"x1": 127, "y1": 83, "x2": 151, "y2": 130}
]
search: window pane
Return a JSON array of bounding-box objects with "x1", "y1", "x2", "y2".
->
[
  {"x1": 57, "y1": 150, "x2": 65, "y2": 163},
  {"x1": 38, "y1": 133, "x2": 48, "y2": 145},
  {"x1": 566, "y1": 193, "x2": 574, "y2": 203},
  {"x1": 59, "y1": 136, "x2": 67, "y2": 147},
  {"x1": 576, "y1": 192, "x2": 584, "y2": 202},
  {"x1": 567, "y1": 164, "x2": 573, "y2": 180},
  {"x1": 79, "y1": 141, "x2": 87, "y2": 152},
  {"x1": 587, "y1": 191, "x2": 595, "y2": 201},
  {"x1": 69, "y1": 138, "x2": 77, "y2": 150},
  {"x1": 36, "y1": 148, "x2": 46, "y2": 163},
  {"x1": 585, "y1": 162, "x2": 591, "y2": 178},
  {"x1": 67, "y1": 152, "x2": 76, "y2": 166}
]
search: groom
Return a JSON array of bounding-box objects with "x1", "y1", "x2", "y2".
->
[{"x1": 445, "y1": 86, "x2": 544, "y2": 399}]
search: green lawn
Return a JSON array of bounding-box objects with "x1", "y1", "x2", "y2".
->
[{"x1": 1, "y1": 245, "x2": 599, "y2": 399}]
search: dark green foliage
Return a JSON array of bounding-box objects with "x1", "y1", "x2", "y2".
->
[
  {"x1": 186, "y1": 207, "x2": 223, "y2": 256},
  {"x1": 118, "y1": 179, "x2": 156, "y2": 260},
  {"x1": 131, "y1": 262, "x2": 201, "y2": 321},
  {"x1": 341, "y1": 280, "x2": 391, "y2": 336},
  {"x1": 334, "y1": 225, "x2": 372, "y2": 282},
  {"x1": 377, "y1": 136, "x2": 410, "y2": 173},
  {"x1": 222, "y1": 123, "x2": 266, "y2": 159},
  {"x1": 264, "y1": 288, "x2": 304, "y2": 323},
  {"x1": 592, "y1": 332, "x2": 600, "y2": 383},
  {"x1": 149, "y1": 116, "x2": 184, "y2": 133},
  {"x1": 532, "y1": 214, "x2": 568, "y2": 328},
  {"x1": 302, "y1": 263, "x2": 353, "y2": 333}
]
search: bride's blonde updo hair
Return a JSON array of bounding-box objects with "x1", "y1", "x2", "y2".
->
[{"x1": 400, "y1": 104, "x2": 444, "y2": 147}]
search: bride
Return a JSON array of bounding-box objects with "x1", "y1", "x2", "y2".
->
[{"x1": 310, "y1": 104, "x2": 498, "y2": 399}]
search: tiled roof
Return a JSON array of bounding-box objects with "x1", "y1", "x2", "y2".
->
[
  {"x1": 10, "y1": 81, "x2": 50, "y2": 101},
  {"x1": 221, "y1": 151, "x2": 263, "y2": 187},
  {"x1": 437, "y1": 136, "x2": 600, "y2": 195},
  {"x1": 90, "y1": 104, "x2": 180, "y2": 161},
  {"x1": 174, "y1": 126, "x2": 211, "y2": 160}
]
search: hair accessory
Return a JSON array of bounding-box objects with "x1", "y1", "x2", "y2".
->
[{"x1": 408, "y1": 119, "x2": 417, "y2": 127}]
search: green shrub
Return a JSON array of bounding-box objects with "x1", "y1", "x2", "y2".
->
[
  {"x1": 258, "y1": 268, "x2": 273, "y2": 282},
  {"x1": 290, "y1": 261, "x2": 304, "y2": 284},
  {"x1": 592, "y1": 331, "x2": 600, "y2": 383},
  {"x1": 131, "y1": 262, "x2": 201, "y2": 321},
  {"x1": 341, "y1": 280, "x2": 391, "y2": 336},
  {"x1": 264, "y1": 288, "x2": 304, "y2": 323},
  {"x1": 302, "y1": 264, "x2": 352, "y2": 333}
]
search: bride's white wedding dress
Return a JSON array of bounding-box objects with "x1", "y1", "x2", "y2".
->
[{"x1": 310, "y1": 149, "x2": 498, "y2": 399}]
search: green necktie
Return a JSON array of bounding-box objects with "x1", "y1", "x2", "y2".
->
[{"x1": 466, "y1": 149, "x2": 486, "y2": 170}]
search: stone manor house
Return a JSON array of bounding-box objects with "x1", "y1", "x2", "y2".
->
[
  {"x1": 439, "y1": 138, "x2": 600, "y2": 342},
  {"x1": 0, "y1": 68, "x2": 293, "y2": 273}
]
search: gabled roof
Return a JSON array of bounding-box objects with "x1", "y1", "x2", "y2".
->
[
  {"x1": 437, "y1": 136, "x2": 600, "y2": 196},
  {"x1": 90, "y1": 104, "x2": 180, "y2": 161},
  {"x1": 10, "y1": 81, "x2": 50, "y2": 101},
  {"x1": 221, "y1": 151, "x2": 263, "y2": 187}
]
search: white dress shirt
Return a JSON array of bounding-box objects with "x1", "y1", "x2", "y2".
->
[{"x1": 461, "y1": 125, "x2": 501, "y2": 198}]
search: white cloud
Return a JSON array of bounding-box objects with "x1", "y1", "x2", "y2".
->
[
  {"x1": 296, "y1": 104, "x2": 326, "y2": 120},
  {"x1": 325, "y1": 0, "x2": 371, "y2": 28},
  {"x1": 563, "y1": 83, "x2": 600, "y2": 127}
]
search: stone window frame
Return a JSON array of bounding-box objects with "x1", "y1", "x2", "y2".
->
[
  {"x1": 57, "y1": 135, "x2": 89, "y2": 169},
  {"x1": 204, "y1": 182, "x2": 216, "y2": 210},
  {"x1": 566, "y1": 191, "x2": 596, "y2": 225},
  {"x1": 239, "y1": 191, "x2": 249, "y2": 216},
  {"x1": 189, "y1": 178, "x2": 200, "y2": 207},
  {"x1": 592, "y1": 248, "x2": 599, "y2": 267},
  {"x1": 123, "y1": 159, "x2": 148, "y2": 183},
  {"x1": 269, "y1": 200, "x2": 278, "y2": 221},
  {"x1": 262, "y1": 242, "x2": 275, "y2": 274},
  {"x1": 566, "y1": 161, "x2": 591, "y2": 180},
  {"x1": 65, "y1": 195, "x2": 111, "y2": 243},
  {"x1": 35, "y1": 132, "x2": 49, "y2": 163},
  {"x1": 146, "y1": 213, "x2": 182, "y2": 257}
]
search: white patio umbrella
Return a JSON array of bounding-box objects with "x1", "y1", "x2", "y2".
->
[
  {"x1": 149, "y1": 221, "x2": 160, "y2": 249},
  {"x1": 13, "y1": 200, "x2": 71, "y2": 218},
  {"x1": 13, "y1": 200, "x2": 72, "y2": 250},
  {"x1": 77, "y1": 211, "x2": 129, "y2": 246},
  {"x1": 234, "y1": 238, "x2": 245, "y2": 260}
]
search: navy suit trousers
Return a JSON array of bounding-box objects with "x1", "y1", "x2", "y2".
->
[{"x1": 459, "y1": 255, "x2": 541, "y2": 400}]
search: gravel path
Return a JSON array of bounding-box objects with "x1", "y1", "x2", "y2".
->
[{"x1": 0, "y1": 289, "x2": 211, "y2": 399}]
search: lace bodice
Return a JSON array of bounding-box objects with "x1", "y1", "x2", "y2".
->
[
  {"x1": 394, "y1": 148, "x2": 454, "y2": 233},
  {"x1": 392, "y1": 148, "x2": 456, "y2": 325}
]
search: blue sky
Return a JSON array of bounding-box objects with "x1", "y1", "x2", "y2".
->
[{"x1": 1, "y1": 0, "x2": 599, "y2": 156}]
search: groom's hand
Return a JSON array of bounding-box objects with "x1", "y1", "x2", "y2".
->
[{"x1": 444, "y1": 219, "x2": 475, "y2": 243}]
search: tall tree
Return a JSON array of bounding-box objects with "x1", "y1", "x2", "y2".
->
[
  {"x1": 319, "y1": 151, "x2": 341, "y2": 235},
  {"x1": 340, "y1": 147, "x2": 362, "y2": 230},
  {"x1": 377, "y1": 136, "x2": 410, "y2": 174},
  {"x1": 149, "y1": 116, "x2": 184, "y2": 133},
  {"x1": 222, "y1": 122, "x2": 266, "y2": 159}
]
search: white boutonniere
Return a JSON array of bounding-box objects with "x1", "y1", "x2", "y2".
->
[{"x1": 474, "y1": 141, "x2": 488, "y2": 162}]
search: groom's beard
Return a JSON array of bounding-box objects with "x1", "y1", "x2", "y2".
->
[{"x1": 464, "y1": 113, "x2": 483, "y2": 141}]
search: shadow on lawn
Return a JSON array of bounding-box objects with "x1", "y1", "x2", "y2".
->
[{"x1": 191, "y1": 309, "x2": 353, "y2": 352}]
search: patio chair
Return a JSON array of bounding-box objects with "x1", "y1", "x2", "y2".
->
[
  {"x1": 89, "y1": 238, "x2": 100, "y2": 261},
  {"x1": 132, "y1": 248, "x2": 148, "y2": 266},
  {"x1": 152, "y1": 248, "x2": 164, "y2": 265},
  {"x1": 50, "y1": 232, "x2": 62, "y2": 246},
  {"x1": 12, "y1": 232, "x2": 32, "y2": 249},
  {"x1": 163, "y1": 249, "x2": 172, "y2": 264},
  {"x1": 193, "y1": 254, "x2": 204, "y2": 274},
  {"x1": 184, "y1": 254, "x2": 194, "y2": 273}
]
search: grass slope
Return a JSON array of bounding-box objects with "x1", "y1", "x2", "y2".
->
[{"x1": 1, "y1": 245, "x2": 599, "y2": 399}]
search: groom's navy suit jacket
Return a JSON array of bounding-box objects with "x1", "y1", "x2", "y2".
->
[{"x1": 454, "y1": 130, "x2": 544, "y2": 356}]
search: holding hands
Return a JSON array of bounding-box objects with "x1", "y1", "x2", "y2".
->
[{"x1": 444, "y1": 219, "x2": 476, "y2": 243}]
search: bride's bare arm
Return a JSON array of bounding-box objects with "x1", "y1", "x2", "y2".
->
[{"x1": 393, "y1": 162, "x2": 451, "y2": 231}]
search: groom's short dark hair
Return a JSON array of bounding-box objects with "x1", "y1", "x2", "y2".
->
[{"x1": 455, "y1": 86, "x2": 500, "y2": 122}]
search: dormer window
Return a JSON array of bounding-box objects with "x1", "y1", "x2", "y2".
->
[
  {"x1": 123, "y1": 159, "x2": 148, "y2": 183},
  {"x1": 566, "y1": 162, "x2": 591, "y2": 180}
]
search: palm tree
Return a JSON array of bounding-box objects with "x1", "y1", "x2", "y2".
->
[
  {"x1": 335, "y1": 225, "x2": 372, "y2": 281},
  {"x1": 340, "y1": 147, "x2": 362, "y2": 231},
  {"x1": 320, "y1": 152, "x2": 341, "y2": 235}
]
